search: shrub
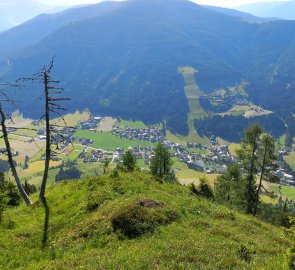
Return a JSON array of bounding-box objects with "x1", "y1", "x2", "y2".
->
[
  {"x1": 5, "y1": 182, "x2": 21, "y2": 206},
  {"x1": 110, "y1": 170, "x2": 119, "y2": 179},
  {"x1": 112, "y1": 200, "x2": 179, "y2": 239},
  {"x1": 0, "y1": 193, "x2": 6, "y2": 222},
  {"x1": 288, "y1": 247, "x2": 295, "y2": 270},
  {"x1": 191, "y1": 177, "x2": 214, "y2": 199},
  {"x1": 238, "y1": 245, "x2": 251, "y2": 263},
  {"x1": 23, "y1": 181, "x2": 37, "y2": 194}
]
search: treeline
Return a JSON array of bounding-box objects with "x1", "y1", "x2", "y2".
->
[
  {"x1": 195, "y1": 114, "x2": 287, "y2": 142},
  {"x1": 190, "y1": 123, "x2": 293, "y2": 227}
]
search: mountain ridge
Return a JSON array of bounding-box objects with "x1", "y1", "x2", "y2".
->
[{"x1": 0, "y1": 0, "x2": 294, "y2": 138}]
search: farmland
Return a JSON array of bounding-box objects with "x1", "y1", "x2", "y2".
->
[
  {"x1": 284, "y1": 152, "x2": 295, "y2": 171},
  {"x1": 74, "y1": 130, "x2": 155, "y2": 151},
  {"x1": 178, "y1": 66, "x2": 209, "y2": 144}
]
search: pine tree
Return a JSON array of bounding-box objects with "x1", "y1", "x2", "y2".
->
[
  {"x1": 236, "y1": 124, "x2": 278, "y2": 216},
  {"x1": 122, "y1": 150, "x2": 137, "y2": 172},
  {"x1": 236, "y1": 123, "x2": 263, "y2": 214},
  {"x1": 150, "y1": 143, "x2": 172, "y2": 179},
  {"x1": 215, "y1": 164, "x2": 246, "y2": 210}
]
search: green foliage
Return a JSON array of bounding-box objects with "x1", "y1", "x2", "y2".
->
[
  {"x1": 23, "y1": 180, "x2": 37, "y2": 195},
  {"x1": 150, "y1": 143, "x2": 172, "y2": 179},
  {"x1": 236, "y1": 124, "x2": 263, "y2": 214},
  {"x1": 287, "y1": 219, "x2": 295, "y2": 270},
  {"x1": 102, "y1": 158, "x2": 111, "y2": 174},
  {"x1": 111, "y1": 201, "x2": 178, "y2": 239},
  {"x1": 195, "y1": 114, "x2": 287, "y2": 143},
  {"x1": 23, "y1": 155, "x2": 29, "y2": 170},
  {"x1": 0, "y1": 173, "x2": 20, "y2": 208},
  {"x1": 0, "y1": 193, "x2": 6, "y2": 222},
  {"x1": 0, "y1": 172, "x2": 292, "y2": 269},
  {"x1": 216, "y1": 124, "x2": 279, "y2": 218},
  {"x1": 238, "y1": 245, "x2": 252, "y2": 263},
  {"x1": 121, "y1": 150, "x2": 137, "y2": 172},
  {"x1": 55, "y1": 167, "x2": 82, "y2": 181},
  {"x1": 5, "y1": 182, "x2": 21, "y2": 207},
  {"x1": 215, "y1": 164, "x2": 246, "y2": 210},
  {"x1": 191, "y1": 177, "x2": 214, "y2": 199}
]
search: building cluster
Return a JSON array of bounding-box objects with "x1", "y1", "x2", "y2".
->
[
  {"x1": 174, "y1": 143, "x2": 234, "y2": 174},
  {"x1": 112, "y1": 125, "x2": 165, "y2": 142},
  {"x1": 79, "y1": 148, "x2": 111, "y2": 163},
  {"x1": 80, "y1": 116, "x2": 102, "y2": 130}
]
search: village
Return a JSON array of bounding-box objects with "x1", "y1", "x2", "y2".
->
[{"x1": 30, "y1": 115, "x2": 295, "y2": 186}]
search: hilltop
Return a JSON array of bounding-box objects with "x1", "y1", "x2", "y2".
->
[{"x1": 0, "y1": 172, "x2": 291, "y2": 269}]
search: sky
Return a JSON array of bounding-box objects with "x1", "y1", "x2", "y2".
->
[{"x1": 37, "y1": 0, "x2": 290, "y2": 8}]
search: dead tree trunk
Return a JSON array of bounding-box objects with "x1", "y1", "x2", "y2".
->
[
  {"x1": 38, "y1": 59, "x2": 70, "y2": 200},
  {"x1": 0, "y1": 102, "x2": 32, "y2": 205},
  {"x1": 39, "y1": 71, "x2": 50, "y2": 200}
]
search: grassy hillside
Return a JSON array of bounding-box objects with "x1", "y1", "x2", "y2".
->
[
  {"x1": 0, "y1": 172, "x2": 291, "y2": 269},
  {"x1": 178, "y1": 66, "x2": 209, "y2": 144}
]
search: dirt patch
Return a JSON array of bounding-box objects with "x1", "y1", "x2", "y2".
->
[{"x1": 137, "y1": 199, "x2": 164, "y2": 208}]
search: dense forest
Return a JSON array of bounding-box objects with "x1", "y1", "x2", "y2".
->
[{"x1": 195, "y1": 114, "x2": 287, "y2": 142}]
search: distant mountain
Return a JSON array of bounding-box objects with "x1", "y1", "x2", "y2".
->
[
  {"x1": 0, "y1": 1, "x2": 124, "y2": 60},
  {"x1": 0, "y1": 0, "x2": 294, "y2": 138},
  {"x1": 0, "y1": 0, "x2": 51, "y2": 32},
  {"x1": 203, "y1": 5, "x2": 277, "y2": 22},
  {"x1": 237, "y1": 0, "x2": 295, "y2": 20}
]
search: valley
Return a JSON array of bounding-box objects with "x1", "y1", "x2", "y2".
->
[
  {"x1": 0, "y1": 1, "x2": 295, "y2": 269},
  {"x1": 1, "y1": 110, "x2": 294, "y2": 204}
]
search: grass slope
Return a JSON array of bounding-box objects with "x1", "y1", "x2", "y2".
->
[
  {"x1": 0, "y1": 172, "x2": 291, "y2": 269},
  {"x1": 284, "y1": 152, "x2": 295, "y2": 171},
  {"x1": 178, "y1": 67, "x2": 209, "y2": 144}
]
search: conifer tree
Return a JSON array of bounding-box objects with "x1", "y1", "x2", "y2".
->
[
  {"x1": 122, "y1": 150, "x2": 137, "y2": 172},
  {"x1": 150, "y1": 143, "x2": 172, "y2": 179}
]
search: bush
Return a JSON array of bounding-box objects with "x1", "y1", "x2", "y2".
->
[
  {"x1": 238, "y1": 245, "x2": 252, "y2": 263},
  {"x1": 55, "y1": 167, "x2": 82, "y2": 181},
  {"x1": 0, "y1": 193, "x2": 6, "y2": 222},
  {"x1": 23, "y1": 181, "x2": 37, "y2": 194},
  {"x1": 163, "y1": 172, "x2": 177, "y2": 183},
  {"x1": 112, "y1": 200, "x2": 179, "y2": 239},
  {"x1": 5, "y1": 182, "x2": 21, "y2": 206},
  {"x1": 191, "y1": 177, "x2": 214, "y2": 199},
  {"x1": 0, "y1": 173, "x2": 20, "y2": 207}
]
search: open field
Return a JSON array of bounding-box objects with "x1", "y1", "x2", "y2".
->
[
  {"x1": 229, "y1": 143, "x2": 240, "y2": 155},
  {"x1": 9, "y1": 135, "x2": 46, "y2": 162},
  {"x1": 220, "y1": 104, "x2": 273, "y2": 118},
  {"x1": 173, "y1": 159, "x2": 219, "y2": 185},
  {"x1": 97, "y1": 117, "x2": 116, "y2": 132},
  {"x1": 65, "y1": 144, "x2": 85, "y2": 161},
  {"x1": 7, "y1": 113, "x2": 32, "y2": 128},
  {"x1": 166, "y1": 131, "x2": 187, "y2": 145},
  {"x1": 74, "y1": 130, "x2": 156, "y2": 151},
  {"x1": 178, "y1": 66, "x2": 209, "y2": 145},
  {"x1": 277, "y1": 134, "x2": 286, "y2": 148},
  {"x1": 52, "y1": 111, "x2": 90, "y2": 127},
  {"x1": 284, "y1": 152, "x2": 295, "y2": 171},
  {"x1": 269, "y1": 184, "x2": 295, "y2": 201},
  {"x1": 118, "y1": 119, "x2": 146, "y2": 129}
]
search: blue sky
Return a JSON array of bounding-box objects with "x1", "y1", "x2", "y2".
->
[{"x1": 37, "y1": 0, "x2": 290, "y2": 8}]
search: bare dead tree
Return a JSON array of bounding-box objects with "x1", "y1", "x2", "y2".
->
[
  {"x1": 0, "y1": 59, "x2": 71, "y2": 205},
  {"x1": 0, "y1": 83, "x2": 32, "y2": 205},
  {"x1": 36, "y1": 59, "x2": 71, "y2": 200}
]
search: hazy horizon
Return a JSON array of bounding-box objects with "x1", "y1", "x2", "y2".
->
[{"x1": 35, "y1": 0, "x2": 292, "y2": 8}]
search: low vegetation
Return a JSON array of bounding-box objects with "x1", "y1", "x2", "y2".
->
[{"x1": 0, "y1": 172, "x2": 292, "y2": 269}]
